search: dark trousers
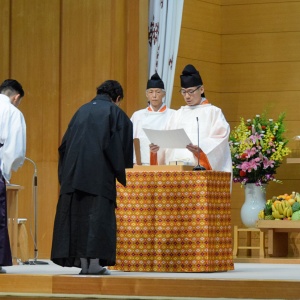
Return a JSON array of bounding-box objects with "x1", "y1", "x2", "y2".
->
[{"x1": 0, "y1": 170, "x2": 12, "y2": 266}]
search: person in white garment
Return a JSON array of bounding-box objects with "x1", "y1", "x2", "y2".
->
[
  {"x1": 150, "y1": 64, "x2": 232, "y2": 173},
  {"x1": 131, "y1": 72, "x2": 174, "y2": 165},
  {"x1": 0, "y1": 79, "x2": 26, "y2": 274}
]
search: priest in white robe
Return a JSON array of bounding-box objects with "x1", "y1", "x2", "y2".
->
[
  {"x1": 131, "y1": 72, "x2": 174, "y2": 165},
  {"x1": 150, "y1": 64, "x2": 232, "y2": 173},
  {"x1": 0, "y1": 79, "x2": 26, "y2": 273}
]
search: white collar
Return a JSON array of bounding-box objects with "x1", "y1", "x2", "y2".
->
[{"x1": 0, "y1": 94, "x2": 11, "y2": 103}]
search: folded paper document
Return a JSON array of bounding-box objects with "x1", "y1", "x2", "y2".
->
[{"x1": 143, "y1": 128, "x2": 192, "y2": 148}]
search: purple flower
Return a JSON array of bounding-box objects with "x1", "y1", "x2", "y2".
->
[{"x1": 265, "y1": 174, "x2": 274, "y2": 180}]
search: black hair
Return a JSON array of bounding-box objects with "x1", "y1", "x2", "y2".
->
[
  {"x1": 0, "y1": 79, "x2": 25, "y2": 98},
  {"x1": 96, "y1": 80, "x2": 123, "y2": 102}
]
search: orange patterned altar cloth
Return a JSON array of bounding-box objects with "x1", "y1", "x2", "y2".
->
[{"x1": 113, "y1": 170, "x2": 234, "y2": 272}]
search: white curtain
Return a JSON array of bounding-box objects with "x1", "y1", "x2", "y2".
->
[{"x1": 148, "y1": 0, "x2": 184, "y2": 107}]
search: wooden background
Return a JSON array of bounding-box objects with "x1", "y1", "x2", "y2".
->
[{"x1": 0, "y1": 0, "x2": 299, "y2": 259}]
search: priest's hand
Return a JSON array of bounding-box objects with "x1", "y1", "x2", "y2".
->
[
  {"x1": 150, "y1": 143, "x2": 160, "y2": 153},
  {"x1": 186, "y1": 143, "x2": 201, "y2": 156}
]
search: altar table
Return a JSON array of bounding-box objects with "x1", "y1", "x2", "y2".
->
[
  {"x1": 113, "y1": 169, "x2": 234, "y2": 272},
  {"x1": 6, "y1": 184, "x2": 23, "y2": 264},
  {"x1": 256, "y1": 220, "x2": 300, "y2": 257}
]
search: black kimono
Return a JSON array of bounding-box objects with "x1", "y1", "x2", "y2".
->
[{"x1": 51, "y1": 95, "x2": 133, "y2": 268}]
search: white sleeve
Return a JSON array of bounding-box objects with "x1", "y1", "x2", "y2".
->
[{"x1": 1, "y1": 110, "x2": 26, "y2": 181}]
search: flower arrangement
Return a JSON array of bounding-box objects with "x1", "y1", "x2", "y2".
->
[{"x1": 229, "y1": 112, "x2": 291, "y2": 186}]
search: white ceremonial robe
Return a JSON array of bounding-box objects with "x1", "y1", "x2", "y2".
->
[
  {"x1": 131, "y1": 105, "x2": 174, "y2": 165},
  {"x1": 158, "y1": 102, "x2": 232, "y2": 173},
  {"x1": 0, "y1": 94, "x2": 26, "y2": 182}
]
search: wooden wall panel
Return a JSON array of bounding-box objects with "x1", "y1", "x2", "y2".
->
[
  {"x1": 222, "y1": 32, "x2": 300, "y2": 63},
  {"x1": 125, "y1": 0, "x2": 148, "y2": 117},
  {"x1": 0, "y1": 0, "x2": 10, "y2": 79},
  {"x1": 10, "y1": 0, "x2": 61, "y2": 161},
  {"x1": 8, "y1": 0, "x2": 61, "y2": 259},
  {"x1": 60, "y1": 0, "x2": 114, "y2": 134},
  {"x1": 222, "y1": 2, "x2": 300, "y2": 34},
  {"x1": 181, "y1": 0, "x2": 220, "y2": 33},
  {"x1": 179, "y1": 29, "x2": 221, "y2": 63},
  {"x1": 59, "y1": 0, "x2": 148, "y2": 129},
  {"x1": 222, "y1": 62, "x2": 300, "y2": 93},
  {"x1": 222, "y1": 0, "x2": 300, "y2": 4},
  {"x1": 110, "y1": 1, "x2": 126, "y2": 84},
  {"x1": 221, "y1": 91, "x2": 300, "y2": 122},
  {"x1": 173, "y1": 0, "x2": 221, "y2": 110},
  {"x1": 207, "y1": 0, "x2": 221, "y2": 4}
]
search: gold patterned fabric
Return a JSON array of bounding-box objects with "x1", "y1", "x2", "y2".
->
[{"x1": 112, "y1": 170, "x2": 234, "y2": 272}]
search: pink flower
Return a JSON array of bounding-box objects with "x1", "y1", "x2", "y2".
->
[
  {"x1": 238, "y1": 157, "x2": 261, "y2": 172},
  {"x1": 250, "y1": 133, "x2": 263, "y2": 144},
  {"x1": 244, "y1": 147, "x2": 257, "y2": 158},
  {"x1": 263, "y1": 157, "x2": 275, "y2": 169}
]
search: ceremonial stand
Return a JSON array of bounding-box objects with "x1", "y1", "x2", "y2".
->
[
  {"x1": 6, "y1": 184, "x2": 24, "y2": 264},
  {"x1": 113, "y1": 166, "x2": 234, "y2": 272},
  {"x1": 233, "y1": 226, "x2": 265, "y2": 258}
]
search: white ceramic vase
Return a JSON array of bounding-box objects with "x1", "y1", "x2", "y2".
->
[{"x1": 240, "y1": 183, "x2": 266, "y2": 228}]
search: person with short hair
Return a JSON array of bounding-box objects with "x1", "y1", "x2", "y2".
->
[
  {"x1": 51, "y1": 80, "x2": 133, "y2": 275},
  {"x1": 130, "y1": 72, "x2": 174, "y2": 165},
  {"x1": 0, "y1": 79, "x2": 26, "y2": 274},
  {"x1": 150, "y1": 64, "x2": 232, "y2": 173}
]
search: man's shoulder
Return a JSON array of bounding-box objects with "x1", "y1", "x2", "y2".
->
[
  {"x1": 0, "y1": 94, "x2": 11, "y2": 108},
  {"x1": 0, "y1": 95, "x2": 23, "y2": 115},
  {"x1": 206, "y1": 103, "x2": 222, "y2": 112},
  {"x1": 79, "y1": 96, "x2": 112, "y2": 111},
  {"x1": 130, "y1": 108, "x2": 147, "y2": 119},
  {"x1": 167, "y1": 107, "x2": 176, "y2": 112},
  {"x1": 165, "y1": 108, "x2": 175, "y2": 117}
]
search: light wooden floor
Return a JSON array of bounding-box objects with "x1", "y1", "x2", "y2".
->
[{"x1": 0, "y1": 259, "x2": 300, "y2": 299}]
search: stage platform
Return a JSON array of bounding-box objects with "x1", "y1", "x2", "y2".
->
[{"x1": 0, "y1": 260, "x2": 300, "y2": 299}]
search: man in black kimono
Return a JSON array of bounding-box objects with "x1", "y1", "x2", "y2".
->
[{"x1": 51, "y1": 80, "x2": 133, "y2": 275}]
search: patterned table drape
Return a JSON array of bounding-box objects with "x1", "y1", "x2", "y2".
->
[{"x1": 113, "y1": 170, "x2": 234, "y2": 272}]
